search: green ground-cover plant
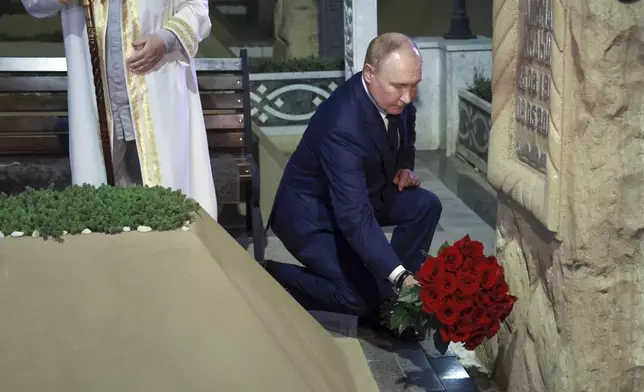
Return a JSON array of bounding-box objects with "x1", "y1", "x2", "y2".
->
[{"x1": 0, "y1": 184, "x2": 200, "y2": 240}]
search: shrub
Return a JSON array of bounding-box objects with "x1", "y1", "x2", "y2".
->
[
  {"x1": 0, "y1": 184, "x2": 200, "y2": 240},
  {"x1": 467, "y1": 69, "x2": 492, "y2": 103},
  {"x1": 0, "y1": 31, "x2": 63, "y2": 42},
  {"x1": 249, "y1": 57, "x2": 344, "y2": 73}
]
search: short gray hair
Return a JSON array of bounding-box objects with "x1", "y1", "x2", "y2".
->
[{"x1": 363, "y1": 32, "x2": 419, "y2": 70}]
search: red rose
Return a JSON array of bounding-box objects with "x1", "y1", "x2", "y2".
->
[
  {"x1": 479, "y1": 263, "x2": 500, "y2": 290},
  {"x1": 486, "y1": 320, "x2": 501, "y2": 338},
  {"x1": 464, "y1": 241, "x2": 485, "y2": 258},
  {"x1": 474, "y1": 291, "x2": 491, "y2": 306},
  {"x1": 486, "y1": 303, "x2": 505, "y2": 320},
  {"x1": 460, "y1": 257, "x2": 477, "y2": 274},
  {"x1": 461, "y1": 256, "x2": 489, "y2": 280},
  {"x1": 450, "y1": 322, "x2": 476, "y2": 343},
  {"x1": 459, "y1": 306, "x2": 474, "y2": 322},
  {"x1": 439, "y1": 247, "x2": 464, "y2": 271},
  {"x1": 486, "y1": 255, "x2": 500, "y2": 268},
  {"x1": 417, "y1": 257, "x2": 445, "y2": 288},
  {"x1": 420, "y1": 287, "x2": 444, "y2": 313},
  {"x1": 449, "y1": 289, "x2": 474, "y2": 311},
  {"x1": 467, "y1": 257, "x2": 489, "y2": 281},
  {"x1": 490, "y1": 281, "x2": 509, "y2": 301},
  {"x1": 440, "y1": 271, "x2": 459, "y2": 295},
  {"x1": 472, "y1": 306, "x2": 491, "y2": 326},
  {"x1": 457, "y1": 271, "x2": 480, "y2": 295},
  {"x1": 498, "y1": 295, "x2": 518, "y2": 321},
  {"x1": 436, "y1": 302, "x2": 460, "y2": 326},
  {"x1": 505, "y1": 295, "x2": 518, "y2": 308},
  {"x1": 464, "y1": 333, "x2": 485, "y2": 350},
  {"x1": 454, "y1": 235, "x2": 485, "y2": 258},
  {"x1": 496, "y1": 264, "x2": 505, "y2": 281}
]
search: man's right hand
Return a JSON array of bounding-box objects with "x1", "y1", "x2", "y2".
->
[{"x1": 401, "y1": 275, "x2": 419, "y2": 289}]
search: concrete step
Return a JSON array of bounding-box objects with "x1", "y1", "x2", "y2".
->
[
  {"x1": 229, "y1": 45, "x2": 273, "y2": 58},
  {"x1": 214, "y1": 4, "x2": 247, "y2": 15}
]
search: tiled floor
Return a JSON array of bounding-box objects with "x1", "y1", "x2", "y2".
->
[
  {"x1": 416, "y1": 151, "x2": 497, "y2": 229},
  {"x1": 247, "y1": 151, "x2": 498, "y2": 391}
]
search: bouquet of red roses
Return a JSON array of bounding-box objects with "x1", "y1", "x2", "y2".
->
[{"x1": 385, "y1": 235, "x2": 517, "y2": 353}]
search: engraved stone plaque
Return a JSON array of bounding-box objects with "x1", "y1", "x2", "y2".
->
[
  {"x1": 488, "y1": 0, "x2": 563, "y2": 231},
  {"x1": 515, "y1": 0, "x2": 553, "y2": 174}
]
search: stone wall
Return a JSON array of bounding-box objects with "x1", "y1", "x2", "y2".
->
[
  {"x1": 378, "y1": 0, "x2": 493, "y2": 38},
  {"x1": 486, "y1": 0, "x2": 644, "y2": 391},
  {"x1": 273, "y1": 0, "x2": 319, "y2": 59}
]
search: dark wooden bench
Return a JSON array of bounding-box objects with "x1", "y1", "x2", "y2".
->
[{"x1": 0, "y1": 52, "x2": 264, "y2": 257}]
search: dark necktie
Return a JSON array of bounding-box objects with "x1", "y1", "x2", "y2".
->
[{"x1": 386, "y1": 114, "x2": 400, "y2": 156}]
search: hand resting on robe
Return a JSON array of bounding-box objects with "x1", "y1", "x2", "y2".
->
[{"x1": 127, "y1": 35, "x2": 167, "y2": 75}]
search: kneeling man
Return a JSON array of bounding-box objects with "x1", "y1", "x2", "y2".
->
[{"x1": 266, "y1": 33, "x2": 442, "y2": 325}]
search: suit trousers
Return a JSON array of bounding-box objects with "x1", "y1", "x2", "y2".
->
[
  {"x1": 112, "y1": 134, "x2": 143, "y2": 187},
  {"x1": 267, "y1": 187, "x2": 442, "y2": 316}
]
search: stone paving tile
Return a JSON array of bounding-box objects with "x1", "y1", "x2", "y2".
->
[
  {"x1": 428, "y1": 357, "x2": 479, "y2": 392},
  {"x1": 309, "y1": 311, "x2": 445, "y2": 391},
  {"x1": 308, "y1": 310, "x2": 481, "y2": 392},
  {"x1": 415, "y1": 151, "x2": 497, "y2": 228},
  {"x1": 308, "y1": 311, "x2": 357, "y2": 338},
  {"x1": 359, "y1": 328, "x2": 445, "y2": 392},
  {"x1": 416, "y1": 167, "x2": 496, "y2": 254}
]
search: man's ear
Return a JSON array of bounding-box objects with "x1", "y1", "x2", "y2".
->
[{"x1": 363, "y1": 64, "x2": 375, "y2": 83}]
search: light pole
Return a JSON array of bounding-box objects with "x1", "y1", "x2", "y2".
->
[{"x1": 443, "y1": 0, "x2": 476, "y2": 40}]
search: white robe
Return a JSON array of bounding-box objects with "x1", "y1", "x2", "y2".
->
[{"x1": 21, "y1": 0, "x2": 218, "y2": 220}]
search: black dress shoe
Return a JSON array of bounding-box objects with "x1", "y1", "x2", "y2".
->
[
  {"x1": 258, "y1": 259, "x2": 277, "y2": 271},
  {"x1": 397, "y1": 327, "x2": 422, "y2": 342}
]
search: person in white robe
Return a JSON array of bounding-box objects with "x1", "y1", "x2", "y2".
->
[{"x1": 21, "y1": 0, "x2": 219, "y2": 220}]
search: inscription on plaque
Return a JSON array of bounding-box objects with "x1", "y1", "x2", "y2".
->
[{"x1": 515, "y1": 0, "x2": 553, "y2": 173}]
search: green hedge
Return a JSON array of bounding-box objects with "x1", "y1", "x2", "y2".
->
[
  {"x1": 1, "y1": 1, "x2": 28, "y2": 16},
  {"x1": 467, "y1": 69, "x2": 492, "y2": 103},
  {"x1": 0, "y1": 185, "x2": 200, "y2": 240},
  {"x1": 249, "y1": 57, "x2": 344, "y2": 73},
  {"x1": 0, "y1": 31, "x2": 63, "y2": 43}
]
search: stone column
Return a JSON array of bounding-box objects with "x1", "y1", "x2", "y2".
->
[
  {"x1": 413, "y1": 38, "x2": 444, "y2": 151},
  {"x1": 343, "y1": 0, "x2": 377, "y2": 79},
  {"x1": 485, "y1": 0, "x2": 644, "y2": 391}
]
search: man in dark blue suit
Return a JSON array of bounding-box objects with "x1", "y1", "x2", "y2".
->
[{"x1": 265, "y1": 33, "x2": 442, "y2": 324}]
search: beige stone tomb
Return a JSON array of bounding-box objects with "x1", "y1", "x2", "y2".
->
[{"x1": 0, "y1": 212, "x2": 377, "y2": 391}]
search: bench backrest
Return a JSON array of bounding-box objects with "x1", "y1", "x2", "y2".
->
[{"x1": 0, "y1": 56, "x2": 253, "y2": 160}]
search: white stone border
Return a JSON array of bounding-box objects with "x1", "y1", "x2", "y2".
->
[
  {"x1": 250, "y1": 70, "x2": 345, "y2": 81},
  {"x1": 458, "y1": 89, "x2": 492, "y2": 114},
  {"x1": 0, "y1": 222, "x2": 191, "y2": 239}
]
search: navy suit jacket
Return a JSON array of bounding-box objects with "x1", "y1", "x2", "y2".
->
[{"x1": 269, "y1": 72, "x2": 417, "y2": 281}]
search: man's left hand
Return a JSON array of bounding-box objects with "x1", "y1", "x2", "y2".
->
[
  {"x1": 127, "y1": 36, "x2": 166, "y2": 75},
  {"x1": 393, "y1": 169, "x2": 420, "y2": 191}
]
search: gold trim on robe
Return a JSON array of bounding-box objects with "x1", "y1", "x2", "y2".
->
[
  {"x1": 164, "y1": 16, "x2": 198, "y2": 57},
  {"x1": 122, "y1": 0, "x2": 162, "y2": 186}
]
